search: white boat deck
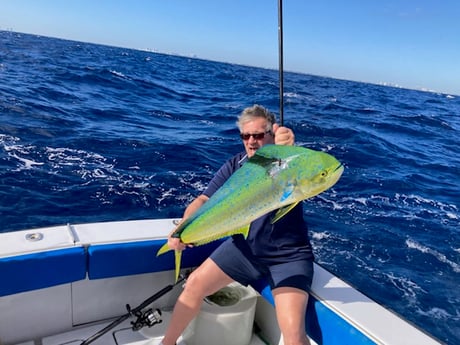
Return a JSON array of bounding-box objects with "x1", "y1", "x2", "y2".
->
[{"x1": 22, "y1": 310, "x2": 285, "y2": 345}]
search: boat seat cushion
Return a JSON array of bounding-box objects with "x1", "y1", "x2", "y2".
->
[
  {"x1": 87, "y1": 239, "x2": 223, "y2": 279},
  {"x1": 0, "y1": 247, "x2": 86, "y2": 297}
]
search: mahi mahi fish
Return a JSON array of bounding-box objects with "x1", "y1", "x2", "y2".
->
[{"x1": 157, "y1": 144, "x2": 344, "y2": 281}]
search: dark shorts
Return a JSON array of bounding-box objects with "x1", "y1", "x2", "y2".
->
[{"x1": 210, "y1": 238, "x2": 314, "y2": 292}]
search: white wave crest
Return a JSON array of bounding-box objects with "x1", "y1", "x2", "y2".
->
[
  {"x1": 1, "y1": 134, "x2": 44, "y2": 170},
  {"x1": 311, "y1": 231, "x2": 331, "y2": 240},
  {"x1": 109, "y1": 69, "x2": 127, "y2": 78},
  {"x1": 10, "y1": 153, "x2": 44, "y2": 169},
  {"x1": 406, "y1": 239, "x2": 460, "y2": 273},
  {"x1": 415, "y1": 306, "x2": 452, "y2": 320},
  {"x1": 384, "y1": 271, "x2": 426, "y2": 302}
]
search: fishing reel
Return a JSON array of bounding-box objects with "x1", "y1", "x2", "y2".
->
[
  {"x1": 80, "y1": 271, "x2": 192, "y2": 345},
  {"x1": 129, "y1": 305, "x2": 162, "y2": 331}
]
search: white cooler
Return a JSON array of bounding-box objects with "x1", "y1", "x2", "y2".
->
[{"x1": 182, "y1": 282, "x2": 258, "y2": 345}]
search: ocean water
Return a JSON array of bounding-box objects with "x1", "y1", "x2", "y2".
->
[{"x1": 1, "y1": 31, "x2": 459, "y2": 344}]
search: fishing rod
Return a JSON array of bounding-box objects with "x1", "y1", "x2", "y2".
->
[
  {"x1": 80, "y1": 272, "x2": 189, "y2": 345},
  {"x1": 278, "y1": 0, "x2": 284, "y2": 126}
]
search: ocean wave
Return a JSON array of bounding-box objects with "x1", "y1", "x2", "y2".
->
[
  {"x1": 383, "y1": 271, "x2": 426, "y2": 303},
  {"x1": 406, "y1": 239, "x2": 460, "y2": 273}
]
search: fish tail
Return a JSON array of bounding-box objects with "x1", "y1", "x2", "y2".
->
[
  {"x1": 174, "y1": 250, "x2": 182, "y2": 282},
  {"x1": 156, "y1": 242, "x2": 171, "y2": 256}
]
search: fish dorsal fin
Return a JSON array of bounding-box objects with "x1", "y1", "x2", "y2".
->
[
  {"x1": 271, "y1": 202, "x2": 299, "y2": 224},
  {"x1": 248, "y1": 150, "x2": 280, "y2": 169},
  {"x1": 249, "y1": 145, "x2": 302, "y2": 179},
  {"x1": 251, "y1": 144, "x2": 304, "y2": 160}
]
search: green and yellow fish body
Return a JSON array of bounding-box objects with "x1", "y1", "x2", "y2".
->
[{"x1": 157, "y1": 144, "x2": 344, "y2": 281}]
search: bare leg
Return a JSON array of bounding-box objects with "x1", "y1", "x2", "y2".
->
[
  {"x1": 161, "y1": 258, "x2": 234, "y2": 345},
  {"x1": 272, "y1": 287, "x2": 311, "y2": 345}
]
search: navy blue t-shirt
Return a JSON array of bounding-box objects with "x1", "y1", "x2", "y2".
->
[{"x1": 203, "y1": 151, "x2": 314, "y2": 263}]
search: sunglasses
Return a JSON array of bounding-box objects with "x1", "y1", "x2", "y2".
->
[{"x1": 240, "y1": 130, "x2": 272, "y2": 141}]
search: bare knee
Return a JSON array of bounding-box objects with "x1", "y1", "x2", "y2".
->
[
  {"x1": 181, "y1": 258, "x2": 234, "y2": 299},
  {"x1": 181, "y1": 270, "x2": 208, "y2": 299}
]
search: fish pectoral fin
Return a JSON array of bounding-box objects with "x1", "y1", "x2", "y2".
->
[
  {"x1": 174, "y1": 250, "x2": 182, "y2": 282},
  {"x1": 271, "y1": 202, "x2": 299, "y2": 224}
]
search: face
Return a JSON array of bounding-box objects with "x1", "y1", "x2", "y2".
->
[{"x1": 240, "y1": 117, "x2": 274, "y2": 157}]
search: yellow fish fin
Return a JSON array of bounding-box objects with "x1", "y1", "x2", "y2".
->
[
  {"x1": 227, "y1": 224, "x2": 250, "y2": 239},
  {"x1": 239, "y1": 224, "x2": 250, "y2": 239},
  {"x1": 174, "y1": 250, "x2": 182, "y2": 282},
  {"x1": 155, "y1": 242, "x2": 181, "y2": 282},
  {"x1": 271, "y1": 202, "x2": 299, "y2": 224},
  {"x1": 192, "y1": 225, "x2": 251, "y2": 247},
  {"x1": 156, "y1": 242, "x2": 171, "y2": 256}
]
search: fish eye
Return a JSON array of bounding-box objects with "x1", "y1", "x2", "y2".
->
[{"x1": 320, "y1": 171, "x2": 328, "y2": 177}]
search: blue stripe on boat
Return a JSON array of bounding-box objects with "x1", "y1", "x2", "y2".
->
[
  {"x1": 0, "y1": 247, "x2": 86, "y2": 297},
  {"x1": 87, "y1": 239, "x2": 223, "y2": 279}
]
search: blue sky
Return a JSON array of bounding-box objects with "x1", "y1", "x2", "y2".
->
[{"x1": 2, "y1": 0, "x2": 459, "y2": 95}]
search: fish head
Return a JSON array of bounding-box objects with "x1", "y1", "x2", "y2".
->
[
  {"x1": 294, "y1": 149, "x2": 344, "y2": 199},
  {"x1": 252, "y1": 145, "x2": 343, "y2": 201}
]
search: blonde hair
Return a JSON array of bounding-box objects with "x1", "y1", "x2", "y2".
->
[{"x1": 236, "y1": 104, "x2": 276, "y2": 132}]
